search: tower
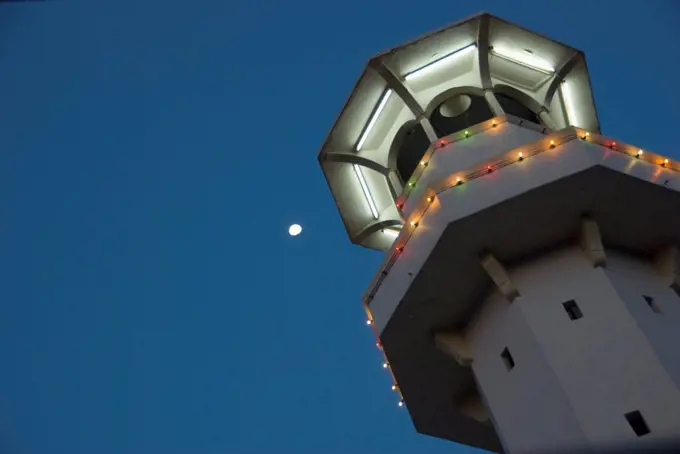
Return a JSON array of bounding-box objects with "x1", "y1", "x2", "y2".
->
[{"x1": 317, "y1": 12, "x2": 680, "y2": 454}]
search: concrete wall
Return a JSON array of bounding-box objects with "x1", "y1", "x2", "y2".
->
[{"x1": 467, "y1": 246, "x2": 680, "y2": 453}]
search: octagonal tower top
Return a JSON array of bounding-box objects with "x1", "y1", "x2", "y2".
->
[{"x1": 318, "y1": 12, "x2": 600, "y2": 251}]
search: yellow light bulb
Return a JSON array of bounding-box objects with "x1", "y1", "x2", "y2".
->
[
  {"x1": 663, "y1": 158, "x2": 669, "y2": 166},
  {"x1": 492, "y1": 120, "x2": 497, "y2": 127},
  {"x1": 518, "y1": 151, "x2": 524, "y2": 159},
  {"x1": 456, "y1": 177, "x2": 462, "y2": 184},
  {"x1": 549, "y1": 140, "x2": 555, "y2": 147},
  {"x1": 410, "y1": 221, "x2": 417, "y2": 227},
  {"x1": 392, "y1": 385, "x2": 397, "y2": 391},
  {"x1": 426, "y1": 197, "x2": 432, "y2": 203},
  {"x1": 637, "y1": 149, "x2": 643, "y2": 156},
  {"x1": 420, "y1": 160, "x2": 426, "y2": 166}
]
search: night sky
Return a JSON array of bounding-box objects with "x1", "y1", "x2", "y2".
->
[{"x1": 0, "y1": 1, "x2": 678, "y2": 453}]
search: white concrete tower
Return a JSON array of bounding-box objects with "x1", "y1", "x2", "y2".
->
[{"x1": 317, "y1": 13, "x2": 680, "y2": 454}]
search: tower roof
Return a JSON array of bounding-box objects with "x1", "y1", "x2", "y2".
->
[{"x1": 318, "y1": 12, "x2": 600, "y2": 251}]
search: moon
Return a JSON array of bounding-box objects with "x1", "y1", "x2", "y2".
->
[{"x1": 288, "y1": 224, "x2": 302, "y2": 236}]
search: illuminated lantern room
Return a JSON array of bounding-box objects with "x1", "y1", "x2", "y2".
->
[{"x1": 318, "y1": 13, "x2": 599, "y2": 251}]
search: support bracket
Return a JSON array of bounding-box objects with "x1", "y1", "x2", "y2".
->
[
  {"x1": 480, "y1": 252, "x2": 519, "y2": 302},
  {"x1": 434, "y1": 331, "x2": 473, "y2": 367},
  {"x1": 580, "y1": 216, "x2": 607, "y2": 267},
  {"x1": 655, "y1": 246, "x2": 680, "y2": 295}
]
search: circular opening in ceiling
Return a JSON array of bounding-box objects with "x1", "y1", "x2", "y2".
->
[{"x1": 439, "y1": 94, "x2": 472, "y2": 118}]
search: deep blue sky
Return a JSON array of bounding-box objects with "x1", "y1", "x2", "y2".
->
[{"x1": 0, "y1": 1, "x2": 678, "y2": 453}]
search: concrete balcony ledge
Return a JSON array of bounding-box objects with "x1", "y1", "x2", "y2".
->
[{"x1": 363, "y1": 129, "x2": 680, "y2": 450}]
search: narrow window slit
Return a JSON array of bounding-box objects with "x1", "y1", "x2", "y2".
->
[
  {"x1": 501, "y1": 347, "x2": 515, "y2": 370},
  {"x1": 625, "y1": 410, "x2": 650, "y2": 436},
  {"x1": 563, "y1": 300, "x2": 583, "y2": 320},
  {"x1": 643, "y1": 295, "x2": 662, "y2": 314}
]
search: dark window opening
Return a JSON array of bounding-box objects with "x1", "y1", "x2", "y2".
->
[
  {"x1": 501, "y1": 347, "x2": 515, "y2": 370},
  {"x1": 643, "y1": 295, "x2": 662, "y2": 314},
  {"x1": 394, "y1": 122, "x2": 430, "y2": 184},
  {"x1": 563, "y1": 300, "x2": 583, "y2": 320},
  {"x1": 495, "y1": 93, "x2": 542, "y2": 125},
  {"x1": 625, "y1": 410, "x2": 650, "y2": 437}
]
